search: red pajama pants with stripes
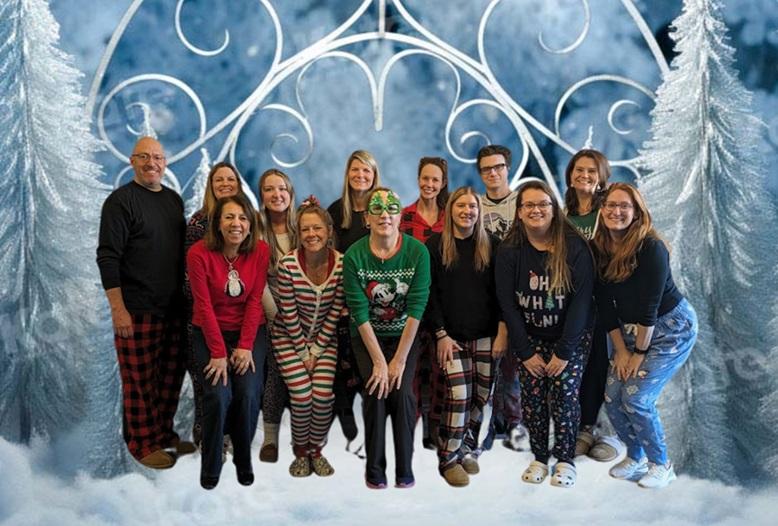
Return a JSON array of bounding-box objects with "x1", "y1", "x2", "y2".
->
[{"x1": 114, "y1": 313, "x2": 186, "y2": 460}]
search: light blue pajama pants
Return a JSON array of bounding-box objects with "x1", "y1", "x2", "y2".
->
[{"x1": 604, "y1": 299, "x2": 698, "y2": 466}]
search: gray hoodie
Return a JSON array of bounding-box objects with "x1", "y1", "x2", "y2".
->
[{"x1": 481, "y1": 189, "x2": 518, "y2": 240}]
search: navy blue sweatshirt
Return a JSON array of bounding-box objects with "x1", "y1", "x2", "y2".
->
[
  {"x1": 595, "y1": 236, "x2": 683, "y2": 331},
  {"x1": 495, "y1": 233, "x2": 594, "y2": 360}
]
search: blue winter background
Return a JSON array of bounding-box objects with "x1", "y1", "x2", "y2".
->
[{"x1": 1, "y1": 0, "x2": 777, "y2": 524}]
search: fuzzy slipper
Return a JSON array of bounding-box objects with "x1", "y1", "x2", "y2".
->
[
  {"x1": 575, "y1": 430, "x2": 596, "y2": 457},
  {"x1": 521, "y1": 460, "x2": 549, "y2": 484},
  {"x1": 311, "y1": 455, "x2": 335, "y2": 477},
  {"x1": 588, "y1": 436, "x2": 620, "y2": 462},
  {"x1": 551, "y1": 462, "x2": 576, "y2": 488},
  {"x1": 289, "y1": 456, "x2": 312, "y2": 477}
]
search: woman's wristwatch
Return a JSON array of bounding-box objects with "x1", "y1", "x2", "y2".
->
[
  {"x1": 633, "y1": 345, "x2": 649, "y2": 355},
  {"x1": 435, "y1": 328, "x2": 447, "y2": 341}
]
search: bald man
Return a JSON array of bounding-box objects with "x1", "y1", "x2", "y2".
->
[{"x1": 97, "y1": 137, "x2": 193, "y2": 469}]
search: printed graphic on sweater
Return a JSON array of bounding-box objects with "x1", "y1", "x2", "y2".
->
[
  {"x1": 483, "y1": 212, "x2": 512, "y2": 239},
  {"x1": 516, "y1": 270, "x2": 566, "y2": 328},
  {"x1": 357, "y1": 269, "x2": 414, "y2": 332}
]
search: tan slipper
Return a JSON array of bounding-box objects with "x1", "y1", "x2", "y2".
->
[
  {"x1": 139, "y1": 449, "x2": 176, "y2": 470},
  {"x1": 588, "y1": 436, "x2": 619, "y2": 462},
  {"x1": 575, "y1": 429, "x2": 595, "y2": 457},
  {"x1": 442, "y1": 463, "x2": 469, "y2": 487}
]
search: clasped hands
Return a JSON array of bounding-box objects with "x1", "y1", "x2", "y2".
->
[
  {"x1": 612, "y1": 348, "x2": 645, "y2": 381},
  {"x1": 204, "y1": 348, "x2": 254, "y2": 386},
  {"x1": 522, "y1": 353, "x2": 569, "y2": 378},
  {"x1": 366, "y1": 356, "x2": 405, "y2": 399}
]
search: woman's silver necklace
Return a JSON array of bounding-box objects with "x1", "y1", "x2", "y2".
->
[{"x1": 223, "y1": 253, "x2": 245, "y2": 297}]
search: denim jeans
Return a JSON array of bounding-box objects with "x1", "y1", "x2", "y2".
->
[
  {"x1": 604, "y1": 299, "x2": 698, "y2": 465},
  {"x1": 193, "y1": 325, "x2": 267, "y2": 479}
]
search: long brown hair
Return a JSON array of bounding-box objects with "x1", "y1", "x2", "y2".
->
[
  {"x1": 205, "y1": 195, "x2": 259, "y2": 254},
  {"x1": 563, "y1": 149, "x2": 611, "y2": 215},
  {"x1": 441, "y1": 187, "x2": 491, "y2": 272},
  {"x1": 201, "y1": 162, "x2": 245, "y2": 217},
  {"x1": 503, "y1": 180, "x2": 583, "y2": 296},
  {"x1": 418, "y1": 156, "x2": 450, "y2": 210},
  {"x1": 592, "y1": 183, "x2": 663, "y2": 282},
  {"x1": 258, "y1": 168, "x2": 298, "y2": 269},
  {"x1": 339, "y1": 150, "x2": 381, "y2": 229}
]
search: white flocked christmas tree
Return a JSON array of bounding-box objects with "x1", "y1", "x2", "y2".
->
[
  {"x1": 0, "y1": 0, "x2": 130, "y2": 474},
  {"x1": 639, "y1": 0, "x2": 778, "y2": 483}
]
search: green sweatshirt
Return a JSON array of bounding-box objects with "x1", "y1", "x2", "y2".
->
[{"x1": 343, "y1": 234, "x2": 431, "y2": 337}]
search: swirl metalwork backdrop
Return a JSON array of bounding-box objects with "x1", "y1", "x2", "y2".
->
[{"x1": 86, "y1": 0, "x2": 669, "y2": 204}]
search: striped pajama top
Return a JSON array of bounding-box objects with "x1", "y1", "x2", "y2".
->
[{"x1": 271, "y1": 248, "x2": 346, "y2": 360}]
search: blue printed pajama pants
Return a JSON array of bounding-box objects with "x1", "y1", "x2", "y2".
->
[{"x1": 604, "y1": 299, "x2": 698, "y2": 466}]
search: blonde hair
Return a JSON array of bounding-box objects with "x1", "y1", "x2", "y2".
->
[
  {"x1": 592, "y1": 183, "x2": 665, "y2": 282},
  {"x1": 295, "y1": 203, "x2": 335, "y2": 250},
  {"x1": 339, "y1": 150, "x2": 381, "y2": 229},
  {"x1": 503, "y1": 180, "x2": 583, "y2": 296},
  {"x1": 257, "y1": 168, "x2": 298, "y2": 269},
  {"x1": 441, "y1": 187, "x2": 491, "y2": 272}
]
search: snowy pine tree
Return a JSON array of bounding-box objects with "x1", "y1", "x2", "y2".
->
[
  {"x1": 638, "y1": 0, "x2": 778, "y2": 483},
  {"x1": 0, "y1": 0, "x2": 130, "y2": 474}
]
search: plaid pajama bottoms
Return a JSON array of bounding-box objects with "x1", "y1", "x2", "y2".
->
[
  {"x1": 436, "y1": 337, "x2": 494, "y2": 469},
  {"x1": 115, "y1": 312, "x2": 186, "y2": 461}
]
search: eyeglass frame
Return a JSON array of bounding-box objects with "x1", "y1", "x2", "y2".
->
[
  {"x1": 478, "y1": 162, "x2": 507, "y2": 175},
  {"x1": 131, "y1": 153, "x2": 166, "y2": 163},
  {"x1": 519, "y1": 201, "x2": 553, "y2": 211},
  {"x1": 367, "y1": 202, "x2": 402, "y2": 216},
  {"x1": 602, "y1": 201, "x2": 634, "y2": 212}
]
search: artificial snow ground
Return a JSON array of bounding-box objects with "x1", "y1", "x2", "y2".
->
[{"x1": 0, "y1": 416, "x2": 774, "y2": 526}]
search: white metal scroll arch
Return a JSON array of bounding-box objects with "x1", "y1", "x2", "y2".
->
[{"x1": 87, "y1": 0, "x2": 669, "y2": 203}]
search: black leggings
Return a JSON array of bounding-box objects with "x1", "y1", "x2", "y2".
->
[{"x1": 578, "y1": 324, "x2": 610, "y2": 428}]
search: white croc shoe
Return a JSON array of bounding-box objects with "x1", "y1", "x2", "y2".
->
[
  {"x1": 638, "y1": 463, "x2": 676, "y2": 489},
  {"x1": 521, "y1": 460, "x2": 549, "y2": 484},
  {"x1": 550, "y1": 462, "x2": 576, "y2": 488},
  {"x1": 609, "y1": 456, "x2": 649, "y2": 480}
]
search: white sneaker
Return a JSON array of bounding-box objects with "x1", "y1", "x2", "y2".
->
[
  {"x1": 609, "y1": 456, "x2": 648, "y2": 480},
  {"x1": 638, "y1": 463, "x2": 676, "y2": 489}
]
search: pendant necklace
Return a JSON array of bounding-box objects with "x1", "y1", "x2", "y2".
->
[{"x1": 223, "y1": 253, "x2": 245, "y2": 297}]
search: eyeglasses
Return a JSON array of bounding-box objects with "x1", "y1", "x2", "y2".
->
[
  {"x1": 603, "y1": 201, "x2": 634, "y2": 212},
  {"x1": 367, "y1": 203, "x2": 402, "y2": 216},
  {"x1": 479, "y1": 163, "x2": 507, "y2": 175},
  {"x1": 519, "y1": 202, "x2": 552, "y2": 211},
  {"x1": 132, "y1": 153, "x2": 166, "y2": 162}
]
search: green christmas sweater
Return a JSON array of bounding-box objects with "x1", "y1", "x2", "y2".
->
[{"x1": 343, "y1": 234, "x2": 431, "y2": 338}]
